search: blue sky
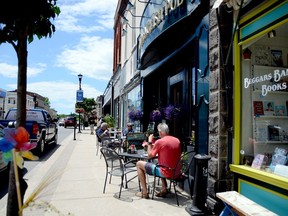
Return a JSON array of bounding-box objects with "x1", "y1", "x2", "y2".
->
[{"x1": 0, "y1": 0, "x2": 118, "y2": 115}]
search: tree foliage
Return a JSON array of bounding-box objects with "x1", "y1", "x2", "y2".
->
[
  {"x1": 44, "y1": 97, "x2": 51, "y2": 107},
  {"x1": 0, "y1": 0, "x2": 61, "y2": 45},
  {"x1": 0, "y1": 0, "x2": 60, "y2": 128},
  {"x1": 76, "y1": 98, "x2": 97, "y2": 114},
  {"x1": 0, "y1": 1, "x2": 60, "y2": 215}
]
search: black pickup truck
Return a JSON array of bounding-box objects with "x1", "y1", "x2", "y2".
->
[{"x1": 0, "y1": 108, "x2": 58, "y2": 155}]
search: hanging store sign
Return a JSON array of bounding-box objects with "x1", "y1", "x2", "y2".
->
[{"x1": 138, "y1": 0, "x2": 185, "y2": 50}]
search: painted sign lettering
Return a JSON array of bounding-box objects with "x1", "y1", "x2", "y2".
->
[{"x1": 244, "y1": 68, "x2": 288, "y2": 96}]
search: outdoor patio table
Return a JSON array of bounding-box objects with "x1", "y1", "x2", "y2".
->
[
  {"x1": 118, "y1": 149, "x2": 158, "y2": 193},
  {"x1": 118, "y1": 149, "x2": 149, "y2": 161}
]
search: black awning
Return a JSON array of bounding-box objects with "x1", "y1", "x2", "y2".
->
[{"x1": 138, "y1": 1, "x2": 208, "y2": 70}]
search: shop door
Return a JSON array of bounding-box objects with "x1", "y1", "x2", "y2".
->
[{"x1": 170, "y1": 80, "x2": 183, "y2": 138}]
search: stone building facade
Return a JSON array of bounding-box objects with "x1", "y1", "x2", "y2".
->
[{"x1": 207, "y1": 2, "x2": 234, "y2": 211}]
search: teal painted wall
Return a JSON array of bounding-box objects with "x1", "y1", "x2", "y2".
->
[
  {"x1": 240, "y1": 180, "x2": 288, "y2": 216},
  {"x1": 240, "y1": 1, "x2": 288, "y2": 41}
]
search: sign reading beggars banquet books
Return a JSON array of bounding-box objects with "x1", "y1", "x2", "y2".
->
[{"x1": 244, "y1": 68, "x2": 288, "y2": 96}]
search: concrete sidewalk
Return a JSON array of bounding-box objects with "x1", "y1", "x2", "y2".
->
[{"x1": 1, "y1": 129, "x2": 191, "y2": 216}]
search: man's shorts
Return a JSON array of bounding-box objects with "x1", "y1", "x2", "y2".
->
[{"x1": 145, "y1": 162, "x2": 165, "y2": 178}]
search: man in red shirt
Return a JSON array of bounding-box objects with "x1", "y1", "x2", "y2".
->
[{"x1": 136, "y1": 123, "x2": 181, "y2": 199}]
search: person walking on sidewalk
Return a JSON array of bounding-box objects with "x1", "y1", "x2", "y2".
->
[
  {"x1": 88, "y1": 113, "x2": 97, "y2": 135},
  {"x1": 136, "y1": 123, "x2": 181, "y2": 199}
]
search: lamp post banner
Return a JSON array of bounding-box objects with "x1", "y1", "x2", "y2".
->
[
  {"x1": 0, "y1": 89, "x2": 6, "y2": 98},
  {"x1": 76, "y1": 90, "x2": 83, "y2": 102}
]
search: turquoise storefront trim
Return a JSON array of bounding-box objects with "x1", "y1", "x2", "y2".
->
[
  {"x1": 240, "y1": 1, "x2": 288, "y2": 40},
  {"x1": 239, "y1": 179, "x2": 288, "y2": 216}
]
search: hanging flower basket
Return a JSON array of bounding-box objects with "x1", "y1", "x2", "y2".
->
[
  {"x1": 150, "y1": 109, "x2": 162, "y2": 122},
  {"x1": 164, "y1": 104, "x2": 182, "y2": 121},
  {"x1": 128, "y1": 110, "x2": 143, "y2": 121}
]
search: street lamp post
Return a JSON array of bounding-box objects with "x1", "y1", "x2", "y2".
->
[{"x1": 78, "y1": 73, "x2": 83, "y2": 133}]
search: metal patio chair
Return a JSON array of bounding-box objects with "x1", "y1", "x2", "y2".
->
[
  {"x1": 100, "y1": 147, "x2": 138, "y2": 198},
  {"x1": 151, "y1": 150, "x2": 195, "y2": 206}
]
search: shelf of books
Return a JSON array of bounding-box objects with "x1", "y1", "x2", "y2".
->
[{"x1": 251, "y1": 64, "x2": 288, "y2": 159}]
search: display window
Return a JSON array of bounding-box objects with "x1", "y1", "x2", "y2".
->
[
  {"x1": 127, "y1": 85, "x2": 142, "y2": 131},
  {"x1": 240, "y1": 22, "x2": 288, "y2": 178}
]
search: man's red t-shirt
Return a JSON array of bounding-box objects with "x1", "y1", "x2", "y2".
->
[{"x1": 150, "y1": 135, "x2": 181, "y2": 178}]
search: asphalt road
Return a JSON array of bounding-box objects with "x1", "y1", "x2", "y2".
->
[{"x1": 0, "y1": 126, "x2": 74, "y2": 201}]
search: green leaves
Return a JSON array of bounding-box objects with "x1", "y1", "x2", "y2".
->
[
  {"x1": 75, "y1": 98, "x2": 97, "y2": 114},
  {"x1": 103, "y1": 114, "x2": 115, "y2": 128},
  {"x1": 0, "y1": 0, "x2": 61, "y2": 45}
]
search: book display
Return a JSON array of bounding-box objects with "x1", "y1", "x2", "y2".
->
[
  {"x1": 234, "y1": 6, "x2": 288, "y2": 214},
  {"x1": 253, "y1": 101, "x2": 264, "y2": 116},
  {"x1": 275, "y1": 105, "x2": 286, "y2": 116},
  {"x1": 250, "y1": 65, "x2": 288, "y2": 175}
]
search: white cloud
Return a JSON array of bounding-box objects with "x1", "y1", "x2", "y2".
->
[
  {"x1": 0, "y1": 62, "x2": 46, "y2": 78},
  {"x1": 57, "y1": 0, "x2": 117, "y2": 33},
  {"x1": 7, "y1": 81, "x2": 102, "y2": 114},
  {"x1": 56, "y1": 36, "x2": 113, "y2": 80},
  {"x1": 0, "y1": 63, "x2": 17, "y2": 78},
  {"x1": 0, "y1": 0, "x2": 118, "y2": 114}
]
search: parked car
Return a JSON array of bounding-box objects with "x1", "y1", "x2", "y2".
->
[
  {"x1": 0, "y1": 108, "x2": 58, "y2": 155},
  {"x1": 58, "y1": 118, "x2": 65, "y2": 127},
  {"x1": 64, "y1": 117, "x2": 77, "y2": 128},
  {"x1": 0, "y1": 123, "x2": 9, "y2": 174}
]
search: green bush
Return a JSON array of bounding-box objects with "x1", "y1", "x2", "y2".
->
[{"x1": 103, "y1": 114, "x2": 115, "y2": 128}]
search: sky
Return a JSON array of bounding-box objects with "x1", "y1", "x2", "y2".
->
[{"x1": 0, "y1": 0, "x2": 118, "y2": 115}]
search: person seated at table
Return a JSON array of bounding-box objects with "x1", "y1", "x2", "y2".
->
[
  {"x1": 96, "y1": 122, "x2": 110, "y2": 143},
  {"x1": 122, "y1": 122, "x2": 134, "y2": 144},
  {"x1": 135, "y1": 123, "x2": 181, "y2": 199},
  {"x1": 123, "y1": 122, "x2": 134, "y2": 136}
]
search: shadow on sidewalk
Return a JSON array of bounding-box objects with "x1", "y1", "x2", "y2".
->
[{"x1": 112, "y1": 182, "x2": 191, "y2": 207}]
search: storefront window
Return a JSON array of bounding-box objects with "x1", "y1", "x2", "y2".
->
[
  {"x1": 114, "y1": 97, "x2": 119, "y2": 129},
  {"x1": 240, "y1": 23, "x2": 288, "y2": 178},
  {"x1": 127, "y1": 85, "x2": 142, "y2": 131}
]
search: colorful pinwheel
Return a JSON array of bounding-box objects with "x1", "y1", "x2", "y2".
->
[{"x1": 0, "y1": 126, "x2": 38, "y2": 168}]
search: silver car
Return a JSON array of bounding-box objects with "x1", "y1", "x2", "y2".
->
[{"x1": 0, "y1": 124, "x2": 8, "y2": 173}]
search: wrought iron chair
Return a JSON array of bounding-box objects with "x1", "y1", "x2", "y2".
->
[
  {"x1": 151, "y1": 150, "x2": 195, "y2": 206},
  {"x1": 96, "y1": 136, "x2": 122, "y2": 157},
  {"x1": 100, "y1": 147, "x2": 138, "y2": 198}
]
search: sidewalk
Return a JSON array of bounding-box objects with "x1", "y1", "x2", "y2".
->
[{"x1": 1, "y1": 129, "x2": 191, "y2": 216}]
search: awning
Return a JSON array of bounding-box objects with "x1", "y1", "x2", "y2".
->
[
  {"x1": 103, "y1": 86, "x2": 112, "y2": 106},
  {"x1": 213, "y1": 0, "x2": 252, "y2": 10}
]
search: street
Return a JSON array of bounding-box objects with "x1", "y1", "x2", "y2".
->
[{"x1": 0, "y1": 126, "x2": 74, "y2": 205}]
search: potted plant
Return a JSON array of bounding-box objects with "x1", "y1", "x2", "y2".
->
[{"x1": 103, "y1": 114, "x2": 115, "y2": 128}]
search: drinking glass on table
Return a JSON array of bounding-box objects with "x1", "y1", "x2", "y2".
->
[{"x1": 142, "y1": 141, "x2": 148, "y2": 154}]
